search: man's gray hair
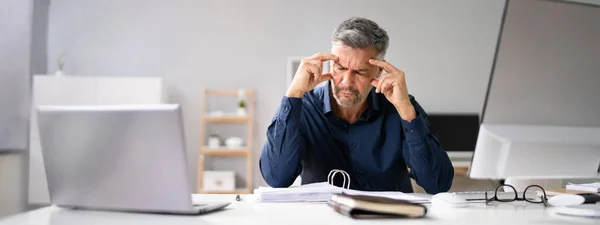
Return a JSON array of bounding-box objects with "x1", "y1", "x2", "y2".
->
[{"x1": 331, "y1": 17, "x2": 389, "y2": 59}]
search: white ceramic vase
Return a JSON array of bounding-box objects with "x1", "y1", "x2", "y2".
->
[
  {"x1": 208, "y1": 136, "x2": 221, "y2": 148},
  {"x1": 237, "y1": 107, "x2": 246, "y2": 116}
]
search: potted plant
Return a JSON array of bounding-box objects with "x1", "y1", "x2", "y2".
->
[{"x1": 237, "y1": 100, "x2": 247, "y2": 116}]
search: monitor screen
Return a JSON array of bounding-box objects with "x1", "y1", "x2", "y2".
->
[
  {"x1": 469, "y1": 0, "x2": 600, "y2": 179},
  {"x1": 481, "y1": 0, "x2": 600, "y2": 127},
  {"x1": 427, "y1": 114, "x2": 480, "y2": 152}
]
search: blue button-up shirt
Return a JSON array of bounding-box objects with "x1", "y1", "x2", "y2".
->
[{"x1": 259, "y1": 81, "x2": 454, "y2": 194}]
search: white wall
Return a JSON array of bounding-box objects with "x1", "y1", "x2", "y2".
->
[
  {"x1": 0, "y1": 0, "x2": 29, "y2": 217},
  {"x1": 46, "y1": 0, "x2": 506, "y2": 188},
  {"x1": 1, "y1": 0, "x2": 48, "y2": 218}
]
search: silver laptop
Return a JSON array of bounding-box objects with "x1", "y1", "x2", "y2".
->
[{"x1": 36, "y1": 104, "x2": 230, "y2": 215}]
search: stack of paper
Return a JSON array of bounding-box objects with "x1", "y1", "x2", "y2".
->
[
  {"x1": 253, "y1": 182, "x2": 430, "y2": 203},
  {"x1": 254, "y1": 182, "x2": 343, "y2": 202},
  {"x1": 566, "y1": 182, "x2": 600, "y2": 192}
]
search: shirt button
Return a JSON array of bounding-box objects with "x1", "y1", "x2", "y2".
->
[
  {"x1": 410, "y1": 129, "x2": 415, "y2": 132},
  {"x1": 343, "y1": 124, "x2": 348, "y2": 128},
  {"x1": 351, "y1": 142, "x2": 357, "y2": 147}
]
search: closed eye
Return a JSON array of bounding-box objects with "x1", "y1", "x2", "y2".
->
[{"x1": 335, "y1": 63, "x2": 368, "y2": 75}]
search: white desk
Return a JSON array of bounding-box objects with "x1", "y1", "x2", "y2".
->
[{"x1": 0, "y1": 194, "x2": 597, "y2": 225}]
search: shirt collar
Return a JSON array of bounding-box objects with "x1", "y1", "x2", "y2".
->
[{"x1": 321, "y1": 81, "x2": 380, "y2": 115}]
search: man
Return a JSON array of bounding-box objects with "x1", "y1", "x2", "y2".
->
[{"x1": 259, "y1": 17, "x2": 454, "y2": 194}]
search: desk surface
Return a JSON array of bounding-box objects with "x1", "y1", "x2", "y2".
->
[{"x1": 0, "y1": 194, "x2": 597, "y2": 225}]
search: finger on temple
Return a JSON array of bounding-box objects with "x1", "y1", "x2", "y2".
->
[
  {"x1": 368, "y1": 59, "x2": 394, "y2": 73},
  {"x1": 311, "y1": 53, "x2": 338, "y2": 62},
  {"x1": 304, "y1": 59, "x2": 322, "y2": 67}
]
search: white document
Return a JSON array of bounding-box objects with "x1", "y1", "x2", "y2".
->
[
  {"x1": 566, "y1": 182, "x2": 600, "y2": 192},
  {"x1": 253, "y1": 182, "x2": 430, "y2": 203}
]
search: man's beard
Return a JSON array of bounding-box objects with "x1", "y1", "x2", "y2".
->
[{"x1": 331, "y1": 84, "x2": 370, "y2": 107}]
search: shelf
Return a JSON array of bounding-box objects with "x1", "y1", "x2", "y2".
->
[
  {"x1": 199, "y1": 188, "x2": 251, "y2": 194},
  {"x1": 201, "y1": 148, "x2": 250, "y2": 156},
  {"x1": 204, "y1": 89, "x2": 245, "y2": 96},
  {"x1": 203, "y1": 116, "x2": 249, "y2": 123}
]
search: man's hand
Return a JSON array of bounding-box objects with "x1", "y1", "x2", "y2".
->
[
  {"x1": 369, "y1": 59, "x2": 417, "y2": 122},
  {"x1": 286, "y1": 53, "x2": 338, "y2": 98}
]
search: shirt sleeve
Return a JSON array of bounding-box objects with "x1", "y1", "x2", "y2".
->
[
  {"x1": 259, "y1": 96, "x2": 306, "y2": 187},
  {"x1": 401, "y1": 96, "x2": 454, "y2": 194}
]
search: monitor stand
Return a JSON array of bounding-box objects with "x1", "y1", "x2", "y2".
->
[{"x1": 469, "y1": 124, "x2": 600, "y2": 180}]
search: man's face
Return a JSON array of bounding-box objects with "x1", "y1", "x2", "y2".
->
[{"x1": 330, "y1": 44, "x2": 381, "y2": 107}]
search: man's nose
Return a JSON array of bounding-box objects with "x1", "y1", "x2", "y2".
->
[{"x1": 340, "y1": 71, "x2": 353, "y2": 85}]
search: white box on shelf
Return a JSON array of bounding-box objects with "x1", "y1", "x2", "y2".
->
[{"x1": 203, "y1": 170, "x2": 235, "y2": 191}]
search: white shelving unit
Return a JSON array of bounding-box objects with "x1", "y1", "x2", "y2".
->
[{"x1": 197, "y1": 88, "x2": 254, "y2": 194}]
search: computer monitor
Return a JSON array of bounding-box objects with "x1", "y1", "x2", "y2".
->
[
  {"x1": 469, "y1": 0, "x2": 600, "y2": 180},
  {"x1": 427, "y1": 114, "x2": 479, "y2": 158}
]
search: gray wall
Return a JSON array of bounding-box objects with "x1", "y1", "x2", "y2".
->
[
  {"x1": 0, "y1": 0, "x2": 32, "y2": 151},
  {"x1": 0, "y1": 0, "x2": 48, "y2": 217},
  {"x1": 0, "y1": 0, "x2": 32, "y2": 217},
  {"x1": 46, "y1": 0, "x2": 506, "y2": 188}
]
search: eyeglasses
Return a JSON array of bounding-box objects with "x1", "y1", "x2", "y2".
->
[{"x1": 485, "y1": 184, "x2": 549, "y2": 207}]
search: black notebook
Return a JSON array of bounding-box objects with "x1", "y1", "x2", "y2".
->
[{"x1": 327, "y1": 192, "x2": 428, "y2": 219}]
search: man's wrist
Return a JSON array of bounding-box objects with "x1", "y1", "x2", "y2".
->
[
  {"x1": 285, "y1": 89, "x2": 305, "y2": 98},
  {"x1": 395, "y1": 103, "x2": 416, "y2": 122}
]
